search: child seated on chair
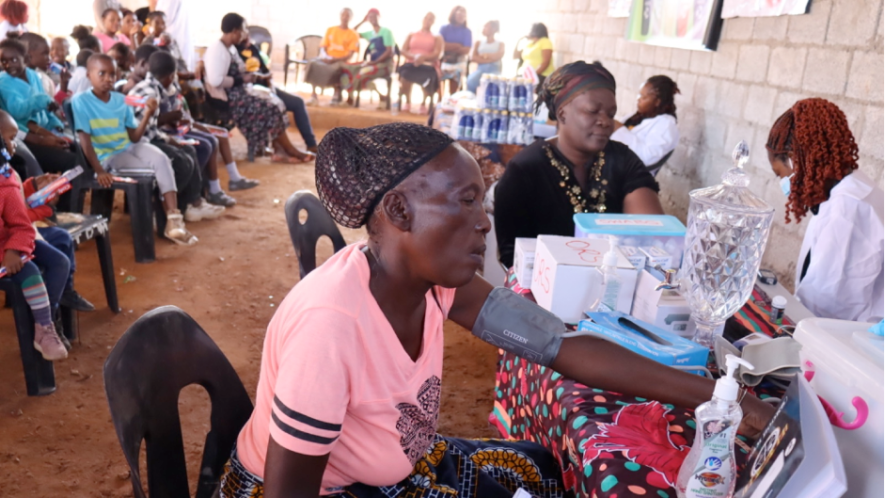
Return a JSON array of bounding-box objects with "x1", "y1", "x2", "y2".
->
[
  {"x1": 67, "y1": 48, "x2": 93, "y2": 95},
  {"x1": 128, "y1": 50, "x2": 225, "y2": 221},
  {"x1": 0, "y1": 126, "x2": 68, "y2": 361},
  {"x1": 48, "y1": 36, "x2": 72, "y2": 86},
  {"x1": 72, "y1": 53, "x2": 197, "y2": 246},
  {"x1": 19, "y1": 33, "x2": 69, "y2": 104},
  {"x1": 0, "y1": 110, "x2": 96, "y2": 317},
  {"x1": 0, "y1": 38, "x2": 81, "y2": 176}
]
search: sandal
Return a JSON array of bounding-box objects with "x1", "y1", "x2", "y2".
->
[{"x1": 272, "y1": 152, "x2": 315, "y2": 164}]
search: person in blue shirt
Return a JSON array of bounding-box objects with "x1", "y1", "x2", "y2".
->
[
  {"x1": 0, "y1": 38, "x2": 80, "y2": 175},
  {"x1": 72, "y1": 53, "x2": 197, "y2": 246}
]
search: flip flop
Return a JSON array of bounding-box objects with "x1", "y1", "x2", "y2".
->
[{"x1": 272, "y1": 152, "x2": 315, "y2": 164}]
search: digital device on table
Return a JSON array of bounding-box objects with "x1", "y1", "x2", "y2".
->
[
  {"x1": 0, "y1": 254, "x2": 33, "y2": 279},
  {"x1": 27, "y1": 166, "x2": 83, "y2": 208},
  {"x1": 758, "y1": 269, "x2": 778, "y2": 286},
  {"x1": 734, "y1": 375, "x2": 846, "y2": 498}
]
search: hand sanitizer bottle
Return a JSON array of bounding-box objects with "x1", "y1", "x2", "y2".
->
[
  {"x1": 676, "y1": 354, "x2": 754, "y2": 498},
  {"x1": 598, "y1": 242, "x2": 622, "y2": 312}
]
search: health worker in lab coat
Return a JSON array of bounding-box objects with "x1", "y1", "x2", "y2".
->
[
  {"x1": 611, "y1": 75, "x2": 680, "y2": 173},
  {"x1": 766, "y1": 98, "x2": 884, "y2": 323}
]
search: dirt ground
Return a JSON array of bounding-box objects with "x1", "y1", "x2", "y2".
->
[{"x1": 0, "y1": 122, "x2": 499, "y2": 497}]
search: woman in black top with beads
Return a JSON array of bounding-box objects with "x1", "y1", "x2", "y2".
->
[{"x1": 494, "y1": 61, "x2": 663, "y2": 267}]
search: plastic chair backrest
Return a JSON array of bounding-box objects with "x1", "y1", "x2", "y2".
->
[
  {"x1": 298, "y1": 34, "x2": 322, "y2": 60},
  {"x1": 249, "y1": 25, "x2": 273, "y2": 56},
  {"x1": 103, "y1": 306, "x2": 254, "y2": 498},
  {"x1": 646, "y1": 149, "x2": 674, "y2": 178},
  {"x1": 284, "y1": 190, "x2": 347, "y2": 279}
]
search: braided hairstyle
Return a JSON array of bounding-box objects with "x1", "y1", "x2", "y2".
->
[
  {"x1": 766, "y1": 98, "x2": 858, "y2": 224},
  {"x1": 624, "y1": 75, "x2": 679, "y2": 128}
]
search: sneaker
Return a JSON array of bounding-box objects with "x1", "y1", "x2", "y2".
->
[
  {"x1": 164, "y1": 212, "x2": 198, "y2": 245},
  {"x1": 60, "y1": 290, "x2": 95, "y2": 312},
  {"x1": 228, "y1": 178, "x2": 260, "y2": 191},
  {"x1": 206, "y1": 190, "x2": 237, "y2": 207},
  {"x1": 52, "y1": 312, "x2": 72, "y2": 351},
  {"x1": 34, "y1": 323, "x2": 68, "y2": 361},
  {"x1": 185, "y1": 201, "x2": 225, "y2": 222},
  {"x1": 307, "y1": 96, "x2": 319, "y2": 106}
]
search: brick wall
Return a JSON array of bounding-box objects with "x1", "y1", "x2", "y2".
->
[{"x1": 534, "y1": 0, "x2": 884, "y2": 289}]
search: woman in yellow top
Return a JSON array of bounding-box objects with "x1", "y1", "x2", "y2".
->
[
  {"x1": 514, "y1": 23, "x2": 554, "y2": 86},
  {"x1": 305, "y1": 8, "x2": 360, "y2": 105}
]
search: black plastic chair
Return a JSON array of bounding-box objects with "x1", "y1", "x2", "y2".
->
[
  {"x1": 248, "y1": 25, "x2": 273, "y2": 57},
  {"x1": 104, "y1": 306, "x2": 253, "y2": 498},
  {"x1": 353, "y1": 45, "x2": 401, "y2": 111},
  {"x1": 283, "y1": 34, "x2": 322, "y2": 86},
  {"x1": 0, "y1": 279, "x2": 57, "y2": 396},
  {"x1": 284, "y1": 190, "x2": 346, "y2": 279},
  {"x1": 646, "y1": 150, "x2": 675, "y2": 178},
  {"x1": 63, "y1": 99, "x2": 167, "y2": 263}
]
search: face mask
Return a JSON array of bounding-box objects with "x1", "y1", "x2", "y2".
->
[{"x1": 780, "y1": 175, "x2": 793, "y2": 197}]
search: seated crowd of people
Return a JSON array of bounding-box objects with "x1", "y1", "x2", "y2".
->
[
  {"x1": 0, "y1": 0, "x2": 319, "y2": 361},
  {"x1": 303, "y1": 6, "x2": 556, "y2": 113}
]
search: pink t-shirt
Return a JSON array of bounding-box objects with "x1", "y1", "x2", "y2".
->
[
  {"x1": 236, "y1": 244, "x2": 456, "y2": 495},
  {"x1": 93, "y1": 29, "x2": 131, "y2": 53}
]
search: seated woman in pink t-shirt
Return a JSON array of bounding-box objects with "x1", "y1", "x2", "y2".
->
[
  {"x1": 397, "y1": 12, "x2": 443, "y2": 114},
  {"x1": 219, "y1": 123, "x2": 776, "y2": 498},
  {"x1": 93, "y1": 8, "x2": 131, "y2": 53}
]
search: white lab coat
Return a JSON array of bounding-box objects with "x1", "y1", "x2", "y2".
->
[
  {"x1": 610, "y1": 114, "x2": 679, "y2": 166},
  {"x1": 795, "y1": 170, "x2": 885, "y2": 323},
  {"x1": 156, "y1": 0, "x2": 194, "y2": 71}
]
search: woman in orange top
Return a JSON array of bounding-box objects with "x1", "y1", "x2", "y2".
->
[{"x1": 305, "y1": 8, "x2": 359, "y2": 105}]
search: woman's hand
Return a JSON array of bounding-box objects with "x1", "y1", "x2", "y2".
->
[
  {"x1": 35, "y1": 173, "x2": 60, "y2": 189},
  {"x1": 414, "y1": 54, "x2": 426, "y2": 66},
  {"x1": 739, "y1": 395, "x2": 777, "y2": 439},
  {"x1": 3, "y1": 250, "x2": 23, "y2": 275}
]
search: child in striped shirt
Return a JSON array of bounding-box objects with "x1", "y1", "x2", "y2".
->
[{"x1": 72, "y1": 53, "x2": 196, "y2": 245}]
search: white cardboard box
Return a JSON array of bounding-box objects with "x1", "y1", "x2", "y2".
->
[
  {"x1": 630, "y1": 269, "x2": 696, "y2": 338},
  {"x1": 530, "y1": 235, "x2": 637, "y2": 323},
  {"x1": 513, "y1": 238, "x2": 537, "y2": 287}
]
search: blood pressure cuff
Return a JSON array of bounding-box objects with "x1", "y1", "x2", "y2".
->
[{"x1": 472, "y1": 287, "x2": 565, "y2": 366}]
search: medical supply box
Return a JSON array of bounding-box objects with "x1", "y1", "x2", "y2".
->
[
  {"x1": 578, "y1": 311, "x2": 708, "y2": 372},
  {"x1": 794, "y1": 318, "x2": 884, "y2": 498},
  {"x1": 630, "y1": 269, "x2": 695, "y2": 338},
  {"x1": 530, "y1": 235, "x2": 637, "y2": 323},
  {"x1": 512, "y1": 238, "x2": 537, "y2": 287},
  {"x1": 573, "y1": 214, "x2": 686, "y2": 267}
]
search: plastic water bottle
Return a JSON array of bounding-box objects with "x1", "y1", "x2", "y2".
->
[
  {"x1": 478, "y1": 74, "x2": 491, "y2": 105},
  {"x1": 485, "y1": 111, "x2": 499, "y2": 143},
  {"x1": 458, "y1": 108, "x2": 475, "y2": 140},
  {"x1": 472, "y1": 110, "x2": 485, "y2": 142},
  {"x1": 522, "y1": 113, "x2": 535, "y2": 145},
  {"x1": 486, "y1": 77, "x2": 500, "y2": 110},
  {"x1": 498, "y1": 77, "x2": 510, "y2": 111},
  {"x1": 497, "y1": 111, "x2": 510, "y2": 143}
]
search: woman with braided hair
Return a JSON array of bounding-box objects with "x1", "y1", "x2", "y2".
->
[
  {"x1": 610, "y1": 75, "x2": 680, "y2": 169},
  {"x1": 766, "y1": 98, "x2": 883, "y2": 322},
  {"x1": 218, "y1": 122, "x2": 774, "y2": 498},
  {"x1": 494, "y1": 61, "x2": 663, "y2": 267}
]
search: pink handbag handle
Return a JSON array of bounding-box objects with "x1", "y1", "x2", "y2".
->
[{"x1": 804, "y1": 362, "x2": 869, "y2": 430}]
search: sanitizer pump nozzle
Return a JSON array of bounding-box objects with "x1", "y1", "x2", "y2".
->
[{"x1": 714, "y1": 354, "x2": 755, "y2": 402}]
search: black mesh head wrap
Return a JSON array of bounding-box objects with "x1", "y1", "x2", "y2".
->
[{"x1": 315, "y1": 123, "x2": 455, "y2": 229}]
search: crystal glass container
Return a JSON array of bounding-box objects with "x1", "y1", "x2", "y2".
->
[{"x1": 679, "y1": 142, "x2": 775, "y2": 347}]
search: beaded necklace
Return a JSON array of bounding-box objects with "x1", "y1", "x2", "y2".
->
[{"x1": 544, "y1": 143, "x2": 607, "y2": 213}]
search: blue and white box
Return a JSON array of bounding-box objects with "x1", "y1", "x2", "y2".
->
[
  {"x1": 573, "y1": 214, "x2": 686, "y2": 267},
  {"x1": 578, "y1": 311, "x2": 708, "y2": 373}
]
